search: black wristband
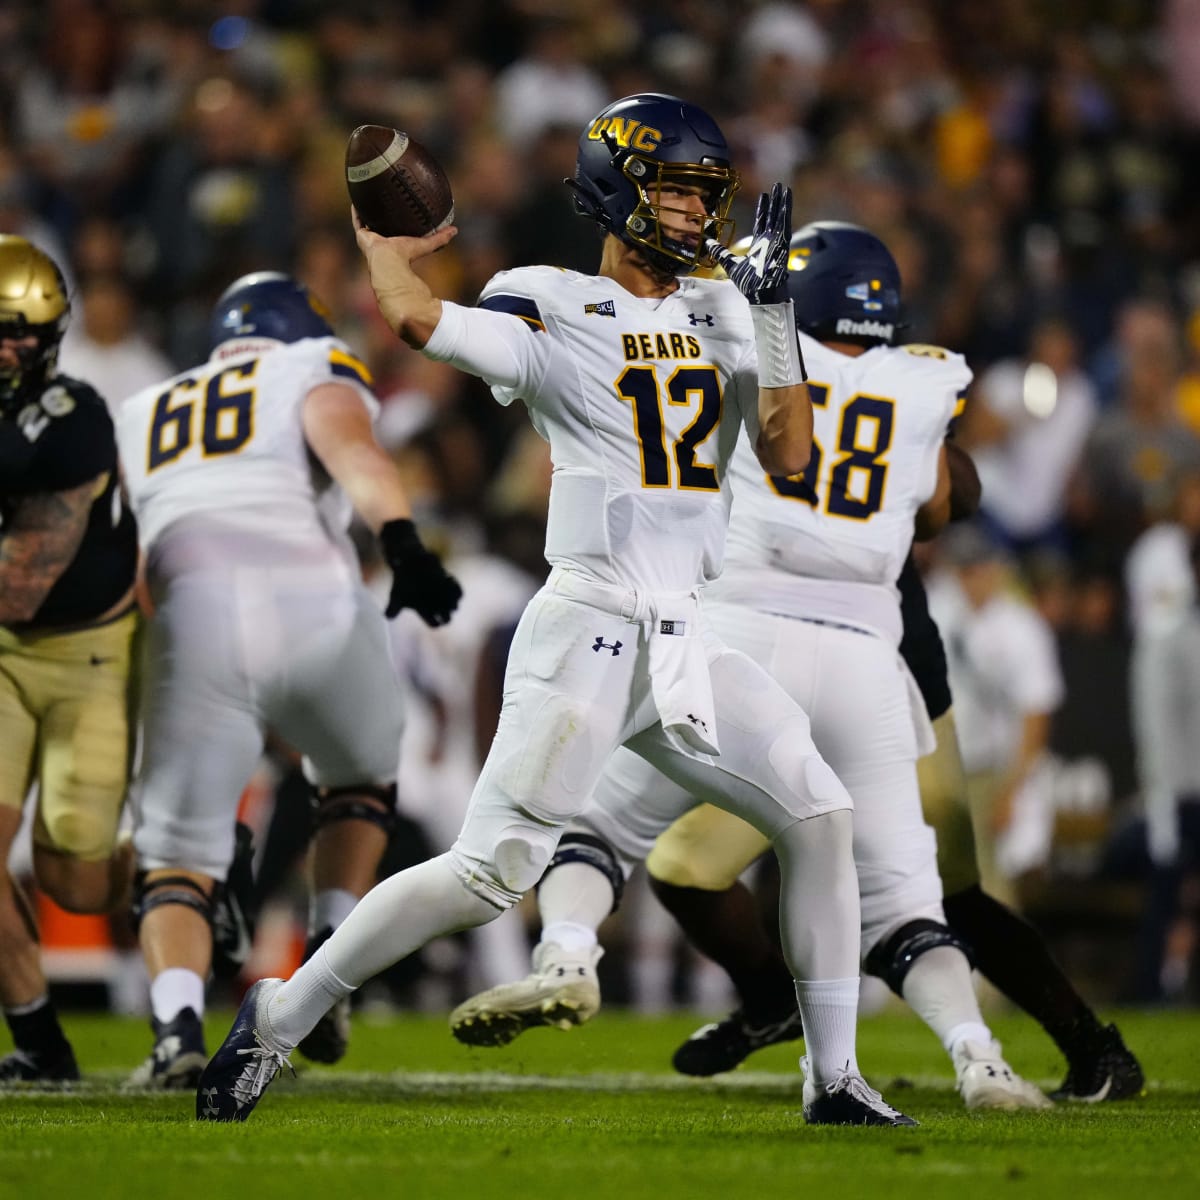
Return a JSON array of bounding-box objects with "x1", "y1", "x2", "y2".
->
[{"x1": 379, "y1": 518, "x2": 424, "y2": 563}]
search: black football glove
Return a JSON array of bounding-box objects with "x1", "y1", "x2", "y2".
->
[
  {"x1": 705, "y1": 182, "x2": 793, "y2": 305},
  {"x1": 379, "y1": 518, "x2": 463, "y2": 626}
]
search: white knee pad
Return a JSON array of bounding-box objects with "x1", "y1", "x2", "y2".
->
[
  {"x1": 450, "y1": 821, "x2": 559, "y2": 909},
  {"x1": 765, "y1": 722, "x2": 851, "y2": 819}
]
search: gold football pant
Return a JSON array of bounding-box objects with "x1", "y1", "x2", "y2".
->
[
  {"x1": 647, "y1": 708, "x2": 982, "y2": 896},
  {"x1": 0, "y1": 609, "x2": 138, "y2": 861}
]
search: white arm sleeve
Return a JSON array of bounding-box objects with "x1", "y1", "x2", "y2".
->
[{"x1": 422, "y1": 300, "x2": 550, "y2": 401}]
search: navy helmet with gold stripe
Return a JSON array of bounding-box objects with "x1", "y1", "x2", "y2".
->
[
  {"x1": 569, "y1": 93, "x2": 740, "y2": 278},
  {"x1": 210, "y1": 271, "x2": 334, "y2": 350},
  {"x1": 784, "y1": 222, "x2": 902, "y2": 348}
]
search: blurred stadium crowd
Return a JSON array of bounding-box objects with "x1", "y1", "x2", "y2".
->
[{"x1": 4, "y1": 0, "x2": 1200, "y2": 1010}]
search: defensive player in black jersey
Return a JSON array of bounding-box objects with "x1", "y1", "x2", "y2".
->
[{"x1": 0, "y1": 235, "x2": 140, "y2": 1083}]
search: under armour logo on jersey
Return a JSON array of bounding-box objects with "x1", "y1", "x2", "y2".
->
[
  {"x1": 584, "y1": 300, "x2": 616, "y2": 318},
  {"x1": 659, "y1": 619, "x2": 686, "y2": 636},
  {"x1": 688, "y1": 313, "x2": 714, "y2": 326},
  {"x1": 686, "y1": 713, "x2": 708, "y2": 731},
  {"x1": 592, "y1": 637, "x2": 623, "y2": 656}
]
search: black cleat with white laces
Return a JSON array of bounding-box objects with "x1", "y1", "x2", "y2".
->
[
  {"x1": 0, "y1": 1043, "x2": 80, "y2": 1085},
  {"x1": 196, "y1": 979, "x2": 293, "y2": 1122},
  {"x1": 673, "y1": 1006, "x2": 806, "y2": 1076},
  {"x1": 802, "y1": 1060, "x2": 918, "y2": 1127},
  {"x1": 1050, "y1": 1023, "x2": 1145, "y2": 1102},
  {"x1": 125, "y1": 1007, "x2": 207, "y2": 1090},
  {"x1": 295, "y1": 928, "x2": 350, "y2": 1065}
]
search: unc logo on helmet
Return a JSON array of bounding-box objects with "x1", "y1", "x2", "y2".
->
[
  {"x1": 209, "y1": 272, "x2": 335, "y2": 354},
  {"x1": 0, "y1": 235, "x2": 71, "y2": 417},
  {"x1": 569, "y1": 93, "x2": 741, "y2": 278},
  {"x1": 783, "y1": 222, "x2": 903, "y2": 348}
]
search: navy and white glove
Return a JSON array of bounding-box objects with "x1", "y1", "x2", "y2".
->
[
  {"x1": 705, "y1": 182, "x2": 793, "y2": 305},
  {"x1": 705, "y1": 183, "x2": 805, "y2": 387},
  {"x1": 379, "y1": 518, "x2": 463, "y2": 626}
]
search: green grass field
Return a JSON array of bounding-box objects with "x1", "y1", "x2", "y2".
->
[{"x1": 2, "y1": 1007, "x2": 1198, "y2": 1200}]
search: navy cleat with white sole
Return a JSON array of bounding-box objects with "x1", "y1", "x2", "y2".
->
[
  {"x1": 801, "y1": 1058, "x2": 918, "y2": 1127},
  {"x1": 196, "y1": 979, "x2": 293, "y2": 1122}
]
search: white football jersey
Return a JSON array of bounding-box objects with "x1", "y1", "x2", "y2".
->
[
  {"x1": 430, "y1": 267, "x2": 761, "y2": 591},
  {"x1": 118, "y1": 336, "x2": 377, "y2": 553},
  {"x1": 710, "y1": 337, "x2": 970, "y2": 642}
]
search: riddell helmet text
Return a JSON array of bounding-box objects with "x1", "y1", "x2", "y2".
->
[{"x1": 835, "y1": 317, "x2": 894, "y2": 339}]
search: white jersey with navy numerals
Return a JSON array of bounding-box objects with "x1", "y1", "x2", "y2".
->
[
  {"x1": 118, "y1": 336, "x2": 377, "y2": 553},
  {"x1": 710, "y1": 337, "x2": 971, "y2": 643},
  {"x1": 475, "y1": 266, "x2": 761, "y2": 591}
]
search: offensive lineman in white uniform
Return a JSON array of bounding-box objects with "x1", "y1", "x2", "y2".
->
[
  {"x1": 198, "y1": 93, "x2": 913, "y2": 1127},
  {"x1": 449, "y1": 223, "x2": 1050, "y2": 1110},
  {"x1": 117, "y1": 273, "x2": 461, "y2": 1086}
]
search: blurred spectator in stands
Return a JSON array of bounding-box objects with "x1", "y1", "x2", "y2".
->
[
  {"x1": 735, "y1": 1, "x2": 829, "y2": 107},
  {"x1": 935, "y1": 193, "x2": 1032, "y2": 364},
  {"x1": 1092, "y1": 297, "x2": 1180, "y2": 410},
  {"x1": 0, "y1": 149, "x2": 72, "y2": 283},
  {"x1": 1165, "y1": 0, "x2": 1200, "y2": 127},
  {"x1": 58, "y1": 273, "x2": 174, "y2": 415},
  {"x1": 1069, "y1": 311, "x2": 1200, "y2": 566},
  {"x1": 505, "y1": 123, "x2": 600, "y2": 273},
  {"x1": 138, "y1": 71, "x2": 297, "y2": 365},
  {"x1": 1044, "y1": 557, "x2": 1137, "y2": 804},
  {"x1": 1128, "y1": 532, "x2": 1200, "y2": 1001},
  {"x1": 963, "y1": 317, "x2": 1097, "y2": 557},
  {"x1": 927, "y1": 523, "x2": 1064, "y2": 906},
  {"x1": 9, "y1": 0, "x2": 185, "y2": 239},
  {"x1": 493, "y1": 15, "x2": 607, "y2": 150},
  {"x1": 1125, "y1": 469, "x2": 1200, "y2": 639}
]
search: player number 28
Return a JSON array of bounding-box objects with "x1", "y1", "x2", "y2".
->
[
  {"x1": 616, "y1": 364, "x2": 723, "y2": 492},
  {"x1": 769, "y1": 383, "x2": 895, "y2": 520},
  {"x1": 147, "y1": 361, "x2": 258, "y2": 472}
]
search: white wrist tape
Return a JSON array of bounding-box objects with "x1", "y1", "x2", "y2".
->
[{"x1": 750, "y1": 300, "x2": 807, "y2": 388}]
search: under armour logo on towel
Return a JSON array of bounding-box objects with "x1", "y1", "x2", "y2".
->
[
  {"x1": 687, "y1": 713, "x2": 708, "y2": 731},
  {"x1": 688, "y1": 312, "x2": 714, "y2": 326},
  {"x1": 659, "y1": 619, "x2": 686, "y2": 635},
  {"x1": 593, "y1": 637, "x2": 623, "y2": 656}
]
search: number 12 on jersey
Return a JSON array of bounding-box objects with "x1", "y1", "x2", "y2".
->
[
  {"x1": 617, "y1": 365, "x2": 723, "y2": 492},
  {"x1": 769, "y1": 382, "x2": 894, "y2": 520}
]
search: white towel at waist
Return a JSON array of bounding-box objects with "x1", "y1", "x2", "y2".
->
[{"x1": 548, "y1": 568, "x2": 720, "y2": 757}]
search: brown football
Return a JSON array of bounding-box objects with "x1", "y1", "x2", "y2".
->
[{"x1": 345, "y1": 125, "x2": 455, "y2": 239}]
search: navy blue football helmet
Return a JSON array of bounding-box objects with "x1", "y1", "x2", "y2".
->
[
  {"x1": 569, "y1": 93, "x2": 740, "y2": 276},
  {"x1": 785, "y1": 222, "x2": 902, "y2": 347},
  {"x1": 209, "y1": 272, "x2": 334, "y2": 351}
]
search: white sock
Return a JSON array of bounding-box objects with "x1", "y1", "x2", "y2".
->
[
  {"x1": 4, "y1": 993, "x2": 50, "y2": 1017},
  {"x1": 898, "y1": 945, "x2": 992, "y2": 1053},
  {"x1": 795, "y1": 977, "x2": 860, "y2": 1083},
  {"x1": 539, "y1": 922, "x2": 599, "y2": 954},
  {"x1": 943, "y1": 1021, "x2": 996, "y2": 1057},
  {"x1": 538, "y1": 862, "x2": 614, "y2": 934},
  {"x1": 266, "y1": 853, "x2": 501, "y2": 1047},
  {"x1": 150, "y1": 967, "x2": 205, "y2": 1024},
  {"x1": 262, "y1": 945, "x2": 349, "y2": 1050},
  {"x1": 311, "y1": 887, "x2": 358, "y2": 934}
]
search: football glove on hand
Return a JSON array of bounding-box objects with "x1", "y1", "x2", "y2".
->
[
  {"x1": 379, "y1": 518, "x2": 463, "y2": 626},
  {"x1": 705, "y1": 182, "x2": 793, "y2": 305}
]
